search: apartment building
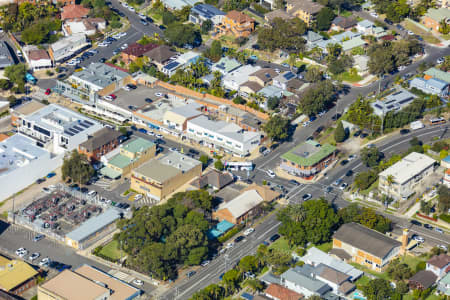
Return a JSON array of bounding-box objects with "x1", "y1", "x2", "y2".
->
[
  {"x1": 422, "y1": 8, "x2": 450, "y2": 33},
  {"x1": 286, "y1": 0, "x2": 323, "y2": 26},
  {"x1": 215, "y1": 10, "x2": 255, "y2": 38},
  {"x1": 378, "y1": 152, "x2": 436, "y2": 201},
  {"x1": 48, "y1": 33, "x2": 90, "y2": 63}
]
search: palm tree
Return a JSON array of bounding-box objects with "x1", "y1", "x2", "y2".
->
[{"x1": 385, "y1": 174, "x2": 395, "y2": 205}]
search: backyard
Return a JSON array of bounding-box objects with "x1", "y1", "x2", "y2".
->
[{"x1": 402, "y1": 19, "x2": 440, "y2": 44}]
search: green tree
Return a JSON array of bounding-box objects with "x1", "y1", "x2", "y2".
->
[
  {"x1": 233, "y1": 96, "x2": 246, "y2": 105},
  {"x1": 267, "y1": 97, "x2": 280, "y2": 110},
  {"x1": 239, "y1": 255, "x2": 259, "y2": 273},
  {"x1": 438, "y1": 185, "x2": 450, "y2": 213},
  {"x1": 299, "y1": 80, "x2": 336, "y2": 116},
  {"x1": 199, "y1": 155, "x2": 209, "y2": 167},
  {"x1": 186, "y1": 246, "x2": 208, "y2": 265},
  {"x1": 162, "y1": 10, "x2": 177, "y2": 25},
  {"x1": 361, "y1": 147, "x2": 383, "y2": 167},
  {"x1": 305, "y1": 66, "x2": 323, "y2": 83},
  {"x1": 214, "y1": 159, "x2": 224, "y2": 171},
  {"x1": 316, "y1": 7, "x2": 335, "y2": 31},
  {"x1": 387, "y1": 258, "x2": 413, "y2": 281},
  {"x1": 263, "y1": 115, "x2": 290, "y2": 141},
  {"x1": 201, "y1": 19, "x2": 213, "y2": 34},
  {"x1": 396, "y1": 281, "x2": 409, "y2": 294},
  {"x1": 204, "y1": 40, "x2": 222, "y2": 62},
  {"x1": 334, "y1": 121, "x2": 347, "y2": 142},
  {"x1": 265, "y1": 248, "x2": 292, "y2": 274},
  {"x1": 61, "y1": 150, "x2": 95, "y2": 184},
  {"x1": 362, "y1": 278, "x2": 394, "y2": 300},
  {"x1": 246, "y1": 279, "x2": 264, "y2": 292},
  {"x1": 4, "y1": 63, "x2": 27, "y2": 87},
  {"x1": 222, "y1": 269, "x2": 241, "y2": 293},
  {"x1": 190, "y1": 284, "x2": 224, "y2": 300},
  {"x1": 258, "y1": 17, "x2": 307, "y2": 52},
  {"x1": 7, "y1": 95, "x2": 18, "y2": 107},
  {"x1": 165, "y1": 23, "x2": 201, "y2": 47},
  {"x1": 0, "y1": 79, "x2": 11, "y2": 90}
]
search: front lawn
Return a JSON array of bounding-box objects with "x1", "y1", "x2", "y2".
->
[
  {"x1": 315, "y1": 242, "x2": 333, "y2": 253},
  {"x1": 269, "y1": 236, "x2": 293, "y2": 253},
  {"x1": 99, "y1": 240, "x2": 122, "y2": 261},
  {"x1": 336, "y1": 71, "x2": 363, "y2": 83}
]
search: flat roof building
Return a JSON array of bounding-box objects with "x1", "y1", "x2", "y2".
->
[
  {"x1": 371, "y1": 90, "x2": 416, "y2": 116},
  {"x1": 68, "y1": 63, "x2": 130, "y2": 93},
  {"x1": 0, "y1": 41, "x2": 14, "y2": 69},
  {"x1": 49, "y1": 33, "x2": 90, "y2": 63},
  {"x1": 189, "y1": 4, "x2": 225, "y2": 25},
  {"x1": 379, "y1": 152, "x2": 436, "y2": 200},
  {"x1": 0, "y1": 256, "x2": 38, "y2": 296}
]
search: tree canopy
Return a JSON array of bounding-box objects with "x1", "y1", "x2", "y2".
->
[
  {"x1": 362, "y1": 278, "x2": 394, "y2": 300},
  {"x1": 334, "y1": 121, "x2": 347, "y2": 142},
  {"x1": 299, "y1": 80, "x2": 336, "y2": 116},
  {"x1": 61, "y1": 150, "x2": 95, "y2": 185},
  {"x1": 165, "y1": 22, "x2": 201, "y2": 47},
  {"x1": 316, "y1": 7, "x2": 335, "y2": 31},
  {"x1": 263, "y1": 115, "x2": 290, "y2": 141},
  {"x1": 257, "y1": 18, "x2": 307, "y2": 52},
  {"x1": 361, "y1": 146, "x2": 383, "y2": 167}
]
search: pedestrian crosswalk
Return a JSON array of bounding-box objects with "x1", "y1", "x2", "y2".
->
[
  {"x1": 108, "y1": 270, "x2": 134, "y2": 283},
  {"x1": 94, "y1": 179, "x2": 111, "y2": 189},
  {"x1": 136, "y1": 196, "x2": 159, "y2": 206}
]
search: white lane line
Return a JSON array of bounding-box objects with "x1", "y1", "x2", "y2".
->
[{"x1": 256, "y1": 222, "x2": 281, "y2": 240}]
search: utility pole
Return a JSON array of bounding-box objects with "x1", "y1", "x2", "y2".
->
[{"x1": 12, "y1": 196, "x2": 15, "y2": 224}]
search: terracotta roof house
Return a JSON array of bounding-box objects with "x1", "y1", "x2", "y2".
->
[
  {"x1": 409, "y1": 270, "x2": 438, "y2": 290},
  {"x1": 427, "y1": 254, "x2": 450, "y2": 278},
  {"x1": 144, "y1": 45, "x2": 177, "y2": 70},
  {"x1": 215, "y1": 10, "x2": 255, "y2": 38},
  {"x1": 248, "y1": 68, "x2": 279, "y2": 87},
  {"x1": 380, "y1": 34, "x2": 396, "y2": 41},
  {"x1": 213, "y1": 189, "x2": 264, "y2": 224},
  {"x1": 121, "y1": 43, "x2": 159, "y2": 64},
  {"x1": 265, "y1": 283, "x2": 303, "y2": 300},
  {"x1": 61, "y1": 4, "x2": 90, "y2": 20},
  {"x1": 330, "y1": 16, "x2": 357, "y2": 31},
  {"x1": 242, "y1": 183, "x2": 281, "y2": 202}
]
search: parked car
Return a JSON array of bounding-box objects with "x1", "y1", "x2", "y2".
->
[
  {"x1": 289, "y1": 179, "x2": 300, "y2": 186},
  {"x1": 33, "y1": 235, "x2": 45, "y2": 242},
  {"x1": 410, "y1": 220, "x2": 422, "y2": 226},
  {"x1": 424, "y1": 224, "x2": 433, "y2": 230},
  {"x1": 412, "y1": 235, "x2": 424, "y2": 243},
  {"x1": 302, "y1": 193, "x2": 312, "y2": 201},
  {"x1": 45, "y1": 88, "x2": 51, "y2": 95},
  {"x1": 400, "y1": 129, "x2": 410, "y2": 135},
  {"x1": 340, "y1": 183, "x2": 348, "y2": 190},
  {"x1": 334, "y1": 179, "x2": 343, "y2": 186},
  {"x1": 39, "y1": 257, "x2": 50, "y2": 267},
  {"x1": 29, "y1": 252, "x2": 40, "y2": 261},
  {"x1": 346, "y1": 170, "x2": 353, "y2": 177},
  {"x1": 269, "y1": 234, "x2": 280, "y2": 243},
  {"x1": 266, "y1": 170, "x2": 276, "y2": 178},
  {"x1": 226, "y1": 242, "x2": 234, "y2": 249},
  {"x1": 138, "y1": 128, "x2": 147, "y2": 134},
  {"x1": 132, "y1": 279, "x2": 143, "y2": 286},
  {"x1": 435, "y1": 227, "x2": 444, "y2": 234},
  {"x1": 244, "y1": 228, "x2": 254, "y2": 236},
  {"x1": 234, "y1": 236, "x2": 245, "y2": 243}
]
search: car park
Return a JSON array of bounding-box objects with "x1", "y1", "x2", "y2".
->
[
  {"x1": 302, "y1": 193, "x2": 312, "y2": 201},
  {"x1": 266, "y1": 170, "x2": 275, "y2": 178},
  {"x1": 269, "y1": 234, "x2": 280, "y2": 243}
]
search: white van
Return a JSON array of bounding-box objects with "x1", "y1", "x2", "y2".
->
[{"x1": 87, "y1": 190, "x2": 97, "y2": 197}]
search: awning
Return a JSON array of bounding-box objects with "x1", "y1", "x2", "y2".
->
[{"x1": 99, "y1": 167, "x2": 121, "y2": 179}]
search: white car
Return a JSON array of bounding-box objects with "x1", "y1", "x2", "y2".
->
[
  {"x1": 133, "y1": 279, "x2": 143, "y2": 286},
  {"x1": 122, "y1": 85, "x2": 132, "y2": 91},
  {"x1": 370, "y1": 12, "x2": 378, "y2": 17},
  {"x1": 244, "y1": 228, "x2": 254, "y2": 236},
  {"x1": 121, "y1": 2, "x2": 128, "y2": 7},
  {"x1": 437, "y1": 57, "x2": 445, "y2": 64},
  {"x1": 439, "y1": 245, "x2": 448, "y2": 251},
  {"x1": 134, "y1": 194, "x2": 143, "y2": 200},
  {"x1": 340, "y1": 183, "x2": 348, "y2": 190},
  {"x1": 66, "y1": 60, "x2": 77, "y2": 66},
  {"x1": 120, "y1": 32, "x2": 127, "y2": 37},
  {"x1": 39, "y1": 257, "x2": 50, "y2": 267},
  {"x1": 29, "y1": 252, "x2": 40, "y2": 261},
  {"x1": 104, "y1": 95, "x2": 114, "y2": 101},
  {"x1": 348, "y1": 154, "x2": 356, "y2": 161},
  {"x1": 155, "y1": 92, "x2": 163, "y2": 97},
  {"x1": 169, "y1": 147, "x2": 178, "y2": 152},
  {"x1": 156, "y1": 134, "x2": 163, "y2": 139},
  {"x1": 147, "y1": 131, "x2": 154, "y2": 136},
  {"x1": 138, "y1": 13, "x2": 146, "y2": 19},
  {"x1": 226, "y1": 242, "x2": 234, "y2": 249},
  {"x1": 407, "y1": 30, "x2": 414, "y2": 35},
  {"x1": 121, "y1": 43, "x2": 128, "y2": 50},
  {"x1": 412, "y1": 235, "x2": 424, "y2": 243},
  {"x1": 128, "y1": 6, "x2": 135, "y2": 12},
  {"x1": 266, "y1": 170, "x2": 276, "y2": 178},
  {"x1": 398, "y1": 66, "x2": 406, "y2": 71},
  {"x1": 98, "y1": 42, "x2": 108, "y2": 47},
  {"x1": 201, "y1": 260, "x2": 210, "y2": 267},
  {"x1": 15, "y1": 248, "x2": 25, "y2": 256},
  {"x1": 435, "y1": 227, "x2": 444, "y2": 234}
]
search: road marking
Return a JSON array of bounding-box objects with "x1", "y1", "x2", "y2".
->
[{"x1": 256, "y1": 222, "x2": 280, "y2": 240}]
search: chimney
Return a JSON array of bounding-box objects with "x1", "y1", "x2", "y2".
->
[{"x1": 401, "y1": 228, "x2": 409, "y2": 255}]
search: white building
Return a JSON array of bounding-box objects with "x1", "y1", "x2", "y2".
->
[
  {"x1": 371, "y1": 90, "x2": 416, "y2": 117},
  {"x1": 379, "y1": 152, "x2": 436, "y2": 201},
  {"x1": 18, "y1": 104, "x2": 103, "y2": 154},
  {"x1": 22, "y1": 46, "x2": 52, "y2": 71},
  {"x1": 49, "y1": 33, "x2": 90, "y2": 63},
  {"x1": 186, "y1": 115, "x2": 260, "y2": 157},
  {"x1": 223, "y1": 65, "x2": 261, "y2": 91},
  {"x1": 0, "y1": 134, "x2": 63, "y2": 202},
  {"x1": 162, "y1": 51, "x2": 201, "y2": 77},
  {"x1": 63, "y1": 18, "x2": 106, "y2": 36}
]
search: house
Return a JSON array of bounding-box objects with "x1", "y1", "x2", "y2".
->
[
  {"x1": 342, "y1": 37, "x2": 366, "y2": 52},
  {"x1": 424, "y1": 67, "x2": 450, "y2": 84},
  {"x1": 211, "y1": 57, "x2": 242, "y2": 75},
  {"x1": 161, "y1": 0, "x2": 197, "y2": 10},
  {"x1": 300, "y1": 247, "x2": 364, "y2": 282},
  {"x1": 330, "y1": 16, "x2": 357, "y2": 31},
  {"x1": 313, "y1": 264, "x2": 354, "y2": 295},
  {"x1": 100, "y1": 137, "x2": 156, "y2": 178},
  {"x1": 0, "y1": 41, "x2": 14, "y2": 69},
  {"x1": 60, "y1": 4, "x2": 90, "y2": 20},
  {"x1": 265, "y1": 9, "x2": 295, "y2": 24},
  {"x1": 258, "y1": 85, "x2": 284, "y2": 102},
  {"x1": 239, "y1": 81, "x2": 263, "y2": 98},
  {"x1": 280, "y1": 265, "x2": 332, "y2": 297},
  {"x1": 17, "y1": 104, "x2": 102, "y2": 155},
  {"x1": 239, "y1": 113, "x2": 264, "y2": 132},
  {"x1": 49, "y1": 33, "x2": 90, "y2": 63},
  {"x1": 189, "y1": 4, "x2": 225, "y2": 25},
  {"x1": 215, "y1": 10, "x2": 255, "y2": 38},
  {"x1": 265, "y1": 283, "x2": 303, "y2": 300},
  {"x1": 162, "y1": 51, "x2": 201, "y2": 76},
  {"x1": 213, "y1": 189, "x2": 264, "y2": 224},
  {"x1": 304, "y1": 31, "x2": 324, "y2": 50},
  {"x1": 286, "y1": 0, "x2": 323, "y2": 26},
  {"x1": 121, "y1": 43, "x2": 158, "y2": 64},
  {"x1": 0, "y1": 256, "x2": 38, "y2": 296},
  {"x1": 63, "y1": 18, "x2": 106, "y2": 36},
  {"x1": 370, "y1": 90, "x2": 417, "y2": 117},
  {"x1": 65, "y1": 208, "x2": 121, "y2": 250},
  {"x1": 427, "y1": 254, "x2": 450, "y2": 278},
  {"x1": 280, "y1": 140, "x2": 336, "y2": 179},
  {"x1": 332, "y1": 223, "x2": 403, "y2": 272},
  {"x1": 163, "y1": 103, "x2": 203, "y2": 131},
  {"x1": 445, "y1": 169, "x2": 450, "y2": 188},
  {"x1": 22, "y1": 46, "x2": 52, "y2": 71},
  {"x1": 144, "y1": 45, "x2": 177, "y2": 71},
  {"x1": 223, "y1": 65, "x2": 261, "y2": 91},
  {"x1": 190, "y1": 169, "x2": 234, "y2": 190},
  {"x1": 353, "y1": 55, "x2": 369, "y2": 75},
  {"x1": 38, "y1": 265, "x2": 140, "y2": 300},
  {"x1": 330, "y1": 30, "x2": 361, "y2": 43},
  {"x1": 273, "y1": 71, "x2": 298, "y2": 90},
  {"x1": 443, "y1": 155, "x2": 450, "y2": 168},
  {"x1": 410, "y1": 77, "x2": 449, "y2": 97},
  {"x1": 286, "y1": 79, "x2": 305, "y2": 93},
  {"x1": 241, "y1": 183, "x2": 281, "y2": 202},
  {"x1": 422, "y1": 8, "x2": 450, "y2": 33},
  {"x1": 438, "y1": 272, "x2": 450, "y2": 295},
  {"x1": 249, "y1": 68, "x2": 279, "y2": 87},
  {"x1": 186, "y1": 115, "x2": 261, "y2": 157},
  {"x1": 356, "y1": 19, "x2": 374, "y2": 34},
  {"x1": 378, "y1": 152, "x2": 436, "y2": 201},
  {"x1": 78, "y1": 127, "x2": 122, "y2": 162},
  {"x1": 409, "y1": 270, "x2": 438, "y2": 290},
  {"x1": 130, "y1": 152, "x2": 202, "y2": 201}
]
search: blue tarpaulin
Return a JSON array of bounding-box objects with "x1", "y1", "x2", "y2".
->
[{"x1": 206, "y1": 220, "x2": 234, "y2": 239}]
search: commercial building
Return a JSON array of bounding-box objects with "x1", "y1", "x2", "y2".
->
[
  {"x1": 0, "y1": 41, "x2": 14, "y2": 69},
  {"x1": 370, "y1": 90, "x2": 417, "y2": 116},
  {"x1": 0, "y1": 256, "x2": 38, "y2": 296},
  {"x1": 215, "y1": 10, "x2": 255, "y2": 38},
  {"x1": 189, "y1": 4, "x2": 225, "y2": 25},
  {"x1": 378, "y1": 152, "x2": 436, "y2": 201},
  {"x1": 280, "y1": 140, "x2": 336, "y2": 179},
  {"x1": 10, "y1": 100, "x2": 46, "y2": 127},
  {"x1": 163, "y1": 103, "x2": 202, "y2": 131},
  {"x1": 100, "y1": 137, "x2": 156, "y2": 178},
  {"x1": 332, "y1": 223, "x2": 403, "y2": 272},
  {"x1": 286, "y1": 0, "x2": 323, "y2": 26},
  {"x1": 410, "y1": 77, "x2": 449, "y2": 97},
  {"x1": 422, "y1": 7, "x2": 450, "y2": 33},
  {"x1": 38, "y1": 265, "x2": 140, "y2": 300},
  {"x1": 131, "y1": 152, "x2": 202, "y2": 201},
  {"x1": 49, "y1": 33, "x2": 90, "y2": 63},
  {"x1": 22, "y1": 46, "x2": 52, "y2": 71},
  {"x1": 213, "y1": 189, "x2": 264, "y2": 224},
  {"x1": 186, "y1": 115, "x2": 260, "y2": 157},
  {"x1": 78, "y1": 127, "x2": 122, "y2": 162},
  {"x1": 17, "y1": 104, "x2": 103, "y2": 154},
  {"x1": 65, "y1": 208, "x2": 121, "y2": 249}
]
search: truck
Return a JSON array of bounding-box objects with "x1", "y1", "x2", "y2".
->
[{"x1": 410, "y1": 120, "x2": 424, "y2": 130}]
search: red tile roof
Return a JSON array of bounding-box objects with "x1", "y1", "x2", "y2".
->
[
  {"x1": 122, "y1": 43, "x2": 159, "y2": 57},
  {"x1": 61, "y1": 4, "x2": 90, "y2": 20},
  {"x1": 380, "y1": 34, "x2": 395, "y2": 41},
  {"x1": 226, "y1": 10, "x2": 255, "y2": 24},
  {"x1": 266, "y1": 284, "x2": 303, "y2": 300},
  {"x1": 28, "y1": 49, "x2": 50, "y2": 61},
  {"x1": 428, "y1": 254, "x2": 450, "y2": 269}
]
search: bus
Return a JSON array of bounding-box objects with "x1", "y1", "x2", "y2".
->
[
  {"x1": 224, "y1": 161, "x2": 254, "y2": 171},
  {"x1": 430, "y1": 117, "x2": 446, "y2": 126}
]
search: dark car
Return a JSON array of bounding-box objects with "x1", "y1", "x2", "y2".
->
[
  {"x1": 138, "y1": 128, "x2": 147, "y2": 134},
  {"x1": 189, "y1": 149, "x2": 199, "y2": 155},
  {"x1": 424, "y1": 224, "x2": 433, "y2": 230},
  {"x1": 396, "y1": 24, "x2": 405, "y2": 31},
  {"x1": 289, "y1": 179, "x2": 300, "y2": 186},
  {"x1": 360, "y1": 133, "x2": 368, "y2": 139},
  {"x1": 159, "y1": 24, "x2": 166, "y2": 30},
  {"x1": 80, "y1": 187, "x2": 89, "y2": 194},
  {"x1": 400, "y1": 129, "x2": 410, "y2": 135},
  {"x1": 269, "y1": 234, "x2": 280, "y2": 243},
  {"x1": 315, "y1": 126, "x2": 325, "y2": 134},
  {"x1": 36, "y1": 177, "x2": 46, "y2": 184},
  {"x1": 306, "y1": 136, "x2": 314, "y2": 141},
  {"x1": 186, "y1": 271, "x2": 196, "y2": 278},
  {"x1": 219, "y1": 273, "x2": 225, "y2": 280},
  {"x1": 99, "y1": 58, "x2": 106, "y2": 63},
  {"x1": 259, "y1": 146, "x2": 267, "y2": 153},
  {"x1": 340, "y1": 159, "x2": 349, "y2": 166},
  {"x1": 146, "y1": 16, "x2": 154, "y2": 23},
  {"x1": 331, "y1": 113, "x2": 341, "y2": 121},
  {"x1": 384, "y1": 18, "x2": 393, "y2": 25},
  {"x1": 234, "y1": 236, "x2": 245, "y2": 243},
  {"x1": 126, "y1": 84, "x2": 137, "y2": 89},
  {"x1": 346, "y1": 170, "x2": 353, "y2": 177},
  {"x1": 252, "y1": 44, "x2": 260, "y2": 50},
  {"x1": 145, "y1": 98, "x2": 153, "y2": 103},
  {"x1": 411, "y1": 220, "x2": 422, "y2": 226},
  {"x1": 353, "y1": 130, "x2": 361, "y2": 137}
]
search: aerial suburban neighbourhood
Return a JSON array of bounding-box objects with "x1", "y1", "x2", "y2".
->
[{"x1": 1, "y1": 0, "x2": 450, "y2": 299}]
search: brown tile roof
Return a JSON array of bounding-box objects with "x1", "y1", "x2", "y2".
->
[
  {"x1": 226, "y1": 10, "x2": 255, "y2": 24},
  {"x1": 265, "y1": 283, "x2": 303, "y2": 300},
  {"x1": 123, "y1": 43, "x2": 159, "y2": 57},
  {"x1": 317, "y1": 265, "x2": 349, "y2": 284},
  {"x1": 250, "y1": 68, "x2": 279, "y2": 84},
  {"x1": 82, "y1": 19, "x2": 96, "y2": 31},
  {"x1": 0, "y1": 134, "x2": 9, "y2": 142},
  {"x1": 428, "y1": 254, "x2": 450, "y2": 269},
  {"x1": 240, "y1": 81, "x2": 263, "y2": 93},
  {"x1": 28, "y1": 49, "x2": 50, "y2": 61},
  {"x1": 61, "y1": 4, "x2": 90, "y2": 20},
  {"x1": 79, "y1": 127, "x2": 121, "y2": 152},
  {"x1": 242, "y1": 184, "x2": 280, "y2": 202},
  {"x1": 287, "y1": 0, "x2": 323, "y2": 14},
  {"x1": 329, "y1": 248, "x2": 352, "y2": 261},
  {"x1": 332, "y1": 16, "x2": 357, "y2": 29},
  {"x1": 333, "y1": 223, "x2": 401, "y2": 259},
  {"x1": 380, "y1": 34, "x2": 395, "y2": 41},
  {"x1": 191, "y1": 169, "x2": 233, "y2": 189},
  {"x1": 409, "y1": 270, "x2": 437, "y2": 289},
  {"x1": 287, "y1": 78, "x2": 304, "y2": 90},
  {"x1": 144, "y1": 45, "x2": 176, "y2": 63},
  {"x1": 338, "y1": 281, "x2": 356, "y2": 295}
]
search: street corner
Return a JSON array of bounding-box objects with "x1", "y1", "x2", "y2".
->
[{"x1": 274, "y1": 166, "x2": 316, "y2": 184}]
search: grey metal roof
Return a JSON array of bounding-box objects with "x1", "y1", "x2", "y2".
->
[
  {"x1": 281, "y1": 265, "x2": 331, "y2": 295},
  {"x1": 0, "y1": 41, "x2": 14, "y2": 69},
  {"x1": 66, "y1": 208, "x2": 121, "y2": 242},
  {"x1": 191, "y1": 3, "x2": 225, "y2": 18},
  {"x1": 71, "y1": 63, "x2": 129, "y2": 89}
]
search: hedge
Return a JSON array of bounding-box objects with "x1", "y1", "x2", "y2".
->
[{"x1": 218, "y1": 225, "x2": 243, "y2": 243}]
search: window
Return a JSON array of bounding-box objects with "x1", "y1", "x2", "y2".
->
[
  {"x1": 188, "y1": 129, "x2": 194, "y2": 132},
  {"x1": 365, "y1": 259, "x2": 373, "y2": 265},
  {"x1": 33, "y1": 125, "x2": 51, "y2": 137},
  {"x1": 209, "y1": 134, "x2": 214, "y2": 138},
  {"x1": 226, "y1": 141, "x2": 232, "y2": 145},
  {"x1": 217, "y1": 137, "x2": 223, "y2": 141}
]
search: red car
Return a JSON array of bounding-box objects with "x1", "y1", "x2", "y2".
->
[
  {"x1": 45, "y1": 88, "x2": 51, "y2": 95},
  {"x1": 110, "y1": 94, "x2": 117, "y2": 99}
]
